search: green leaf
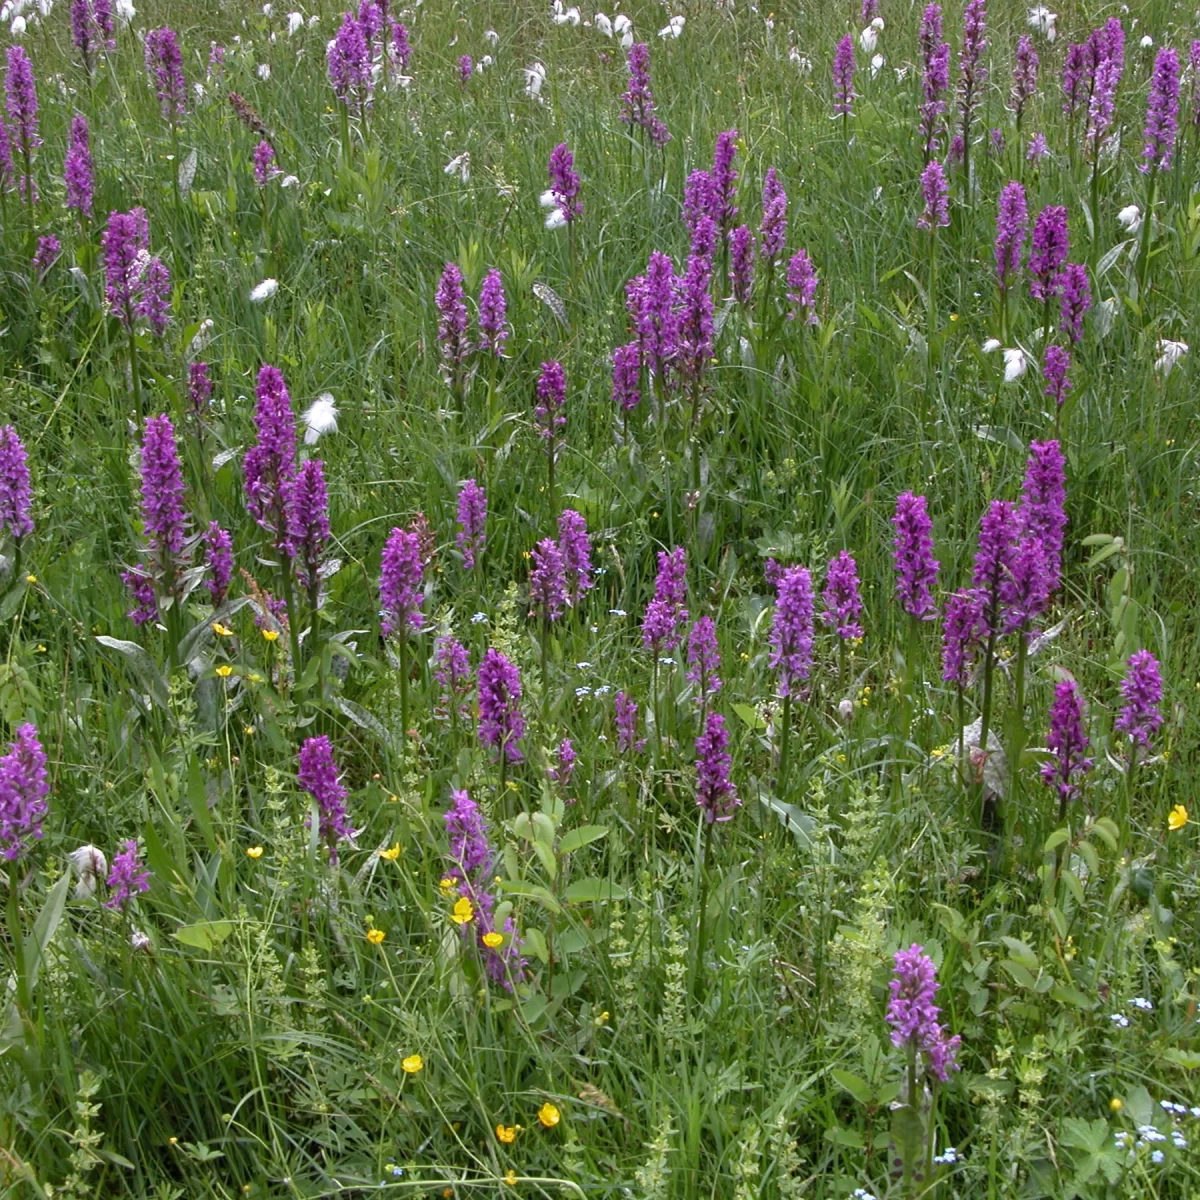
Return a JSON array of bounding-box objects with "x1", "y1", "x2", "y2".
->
[
  {"x1": 523, "y1": 927, "x2": 549, "y2": 964},
  {"x1": 331, "y1": 695, "x2": 390, "y2": 745},
  {"x1": 94, "y1": 636, "x2": 169, "y2": 709},
  {"x1": 1000, "y1": 959, "x2": 1037, "y2": 990},
  {"x1": 890, "y1": 1104, "x2": 925, "y2": 1179},
  {"x1": 1090, "y1": 817, "x2": 1120, "y2": 851},
  {"x1": 831, "y1": 1069, "x2": 873, "y2": 1105},
  {"x1": 23, "y1": 873, "x2": 71, "y2": 997},
  {"x1": 172, "y1": 920, "x2": 235, "y2": 950},
  {"x1": 558, "y1": 825, "x2": 609, "y2": 855},
  {"x1": 563, "y1": 878, "x2": 627, "y2": 904},
  {"x1": 732, "y1": 702, "x2": 766, "y2": 732},
  {"x1": 824, "y1": 1125, "x2": 865, "y2": 1149},
  {"x1": 758, "y1": 794, "x2": 815, "y2": 848},
  {"x1": 1000, "y1": 937, "x2": 1039, "y2": 970},
  {"x1": 498, "y1": 880, "x2": 562, "y2": 914},
  {"x1": 1044, "y1": 827, "x2": 1069, "y2": 852}
]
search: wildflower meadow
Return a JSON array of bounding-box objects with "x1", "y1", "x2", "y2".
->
[{"x1": 2, "y1": 0, "x2": 1200, "y2": 1195}]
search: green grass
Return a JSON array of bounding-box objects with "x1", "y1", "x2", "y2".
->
[{"x1": 2, "y1": 0, "x2": 1200, "y2": 1196}]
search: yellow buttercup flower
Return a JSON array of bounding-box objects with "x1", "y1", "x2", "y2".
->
[
  {"x1": 25, "y1": 574, "x2": 36, "y2": 584},
  {"x1": 379, "y1": 843, "x2": 401, "y2": 861},
  {"x1": 537, "y1": 1102, "x2": 560, "y2": 1128},
  {"x1": 1169, "y1": 804, "x2": 1189, "y2": 831},
  {"x1": 367, "y1": 927, "x2": 386, "y2": 945},
  {"x1": 243, "y1": 725, "x2": 256, "y2": 736},
  {"x1": 439, "y1": 876, "x2": 457, "y2": 895},
  {"x1": 246, "y1": 846, "x2": 264, "y2": 859},
  {"x1": 450, "y1": 896, "x2": 474, "y2": 925},
  {"x1": 212, "y1": 622, "x2": 233, "y2": 636},
  {"x1": 482, "y1": 931, "x2": 504, "y2": 949},
  {"x1": 495, "y1": 1124, "x2": 518, "y2": 1144},
  {"x1": 262, "y1": 628, "x2": 280, "y2": 642},
  {"x1": 1110, "y1": 1097, "x2": 1123, "y2": 1113},
  {"x1": 215, "y1": 665, "x2": 234, "y2": 678},
  {"x1": 504, "y1": 1169, "x2": 518, "y2": 1187},
  {"x1": 401, "y1": 1054, "x2": 423, "y2": 1075}
]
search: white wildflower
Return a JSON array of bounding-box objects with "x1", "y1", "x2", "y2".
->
[
  {"x1": 613, "y1": 13, "x2": 633, "y2": 47},
  {"x1": 116, "y1": 0, "x2": 135, "y2": 24},
  {"x1": 870, "y1": 52, "x2": 884, "y2": 76},
  {"x1": 188, "y1": 318, "x2": 215, "y2": 358},
  {"x1": 249, "y1": 277, "x2": 279, "y2": 302},
  {"x1": 523, "y1": 61, "x2": 547, "y2": 97},
  {"x1": 11, "y1": 13, "x2": 25, "y2": 32},
  {"x1": 594, "y1": 11, "x2": 612, "y2": 36},
  {"x1": 858, "y1": 25, "x2": 878, "y2": 53},
  {"x1": 1139, "y1": 34, "x2": 1152, "y2": 48},
  {"x1": 286, "y1": 10, "x2": 302, "y2": 35},
  {"x1": 659, "y1": 15, "x2": 684, "y2": 38},
  {"x1": 280, "y1": 173, "x2": 299, "y2": 187},
  {"x1": 1002, "y1": 347, "x2": 1027, "y2": 381},
  {"x1": 256, "y1": 62, "x2": 271, "y2": 79},
  {"x1": 485, "y1": 28, "x2": 499, "y2": 44},
  {"x1": 1027, "y1": 5, "x2": 1056, "y2": 39},
  {"x1": 302, "y1": 394, "x2": 339, "y2": 444},
  {"x1": 789, "y1": 46, "x2": 812, "y2": 74},
  {"x1": 1117, "y1": 204, "x2": 1142, "y2": 232},
  {"x1": 69, "y1": 845, "x2": 108, "y2": 899},
  {"x1": 545, "y1": 206, "x2": 568, "y2": 230},
  {"x1": 1155, "y1": 339, "x2": 1188, "y2": 376},
  {"x1": 131, "y1": 930, "x2": 153, "y2": 951},
  {"x1": 444, "y1": 151, "x2": 470, "y2": 181},
  {"x1": 982, "y1": 338, "x2": 1001, "y2": 353}
]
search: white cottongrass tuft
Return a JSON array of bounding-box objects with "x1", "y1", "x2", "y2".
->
[
  {"x1": 302, "y1": 394, "x2": 339, "y2": 444},
  {"x1": 444, "y1": 152, "x2": 470, "y2": 182},
  {"x1": 69, "y1": 845, "x2": 108, "y2": 899},
  {"x1": 659, "y1": 15, "x2": 684, "y2": 38},
  {"x1": 1117, "y1": 204, "x2": 1142, "y2": 233},
  {"x1": 1003, "y1": 348, "x2": 1027, "y2": 381},
  {"x1": 1155, "y1": 339, "x2": 1188, "y2": 376},
  {"x1": 524, "y1": 61, "x2": 547, "y2": 97},
  {"x1": 1027, "y1": 5, "x2": 1056, "y2": 39},
  {"x1": 250, "y1": 278, "x2": 279, "y2": 302}
]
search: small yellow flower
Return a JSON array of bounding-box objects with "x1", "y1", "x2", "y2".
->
[
  {"x1": 168, "y1": 1137, "x2": 178, "y2": 1146},
  {"x1": 537, "y1": 1102, "x2": 560, "y2": 1128},
  {"x1": 246, "y1": 846, "x2": 264, "y2": 859},
  {"x1": 212, "y1": 622, "x2": 234, "y2": 636},
  {"x1": 243, "y1": 725, "x2": 256, "y2": 736},
  {"x1": 388, "y1": 793, "x2": 399, "y2": 803},
  {"x1": 450, "y1": 896, "x2": 475, "y2": 925},
  {"x1": 246, "y1": 672, "x2": 264, "y2": 684},
  {"x1": 262, "y1": 628, "x2": 280, "y2": 642},
  {"x1": 482, "y1": 931, "x2": 504, "y2": 949},
  {"x1": 504, "y1": 1169, "x2": 518, "y2": 1187},
  {"x1": 949, "y1": 312, "x2": 959, "y2": 321},
  {"x1": 367, "y1": 927, "x2": 386, "y2": 945},
  {"x1": 439, "y1": 876, "x2": 457, "y2": 895},
  {"x1": 1110, "y1": 1097, "x2": 1124, "y2": 1113},
  {"x1": 379, "y1": 843, "x2": 401, "y2": 861},
  {"x1": 1169, "y1": 804, "x2": 1189, "y2": 831},
  {"x1": 215, "y1": 665, "x2": 234, "y2": 678},
  {"x1": 25, "y1": 574, "x2": 36, "y2": 584},
  {"x1": 495, "y1": 1124, "x2": 518, "y2": 1144},
  {"x1": 401, "y1": 1054, "x2": 424, "y2": 1075}
]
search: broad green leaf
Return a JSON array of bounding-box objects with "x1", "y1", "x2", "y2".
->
[
  {"x1": 558, "y1": 825, "x2": 608, "y2": 855},
  {"x1": 831, "y1": 1069, "x2": 873, "y2": 1105},
  {"x1": 94, "y1": 636, "x2": 169, "y2": 709},
  {"x1": 563, "y1": 878, "x2": 627, "y2": 904},
  {"x1": 732, "y1": 702, "x2": 766, "y2": 732},
  {"x1": 498, "y1": 880, "x2": 562, "y2": 914},
  {"x1": 24, "y1": 873, "x2": 71, "y2": 997},
  {"x1": 173, "y1": 920, "x2": 235, "y2": 950}
]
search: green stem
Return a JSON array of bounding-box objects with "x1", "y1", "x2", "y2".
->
[
  {"x1": 1136, "y1": 168, "x2": 1157, "y2": 292},
  {"x1": 977, "y1": 630, "x2": 998, "y2": 830},
  {"x1": 7, "y1": 863, "x2": 30, "y2": 1023},
  {"x1": 692, "y1": 817, "x2": 715, "y2": 999},
  {"x1": 399, "y1": 633, "x2": 409, "y2": 765},
  {"x1": 128, "y1": 329, "x2": 143, "y2": 422},
  {"x1": 1007, "y1": 632, "x2": 1029, "y2": 848},
  {"x1": 778, "y1": 692, "x2": 792, "y2": 798},
  {"x1": 279, "y1": 556, "x2": 303, "y2": 686}
]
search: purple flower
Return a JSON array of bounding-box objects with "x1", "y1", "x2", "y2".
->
[
  {"x1": 1028, "y1": 205, "x2": 1068, "y2": 302},
  {"x1": 676, "y1": 241, "x2": 715, "y2": 389},
  {"x1": 892, "y1": 492, "x2": 939, "y2": 620},
  {"x1": 1040, "y1": 680, "x2": 1092, "y2": 802},
  {"x1": 785, "y1": 250, "x2": 818, "y2": 324},
  {"x1": 614, "y1": 691, "x2": 645, "y2": 753},
  {"x1": 0, "y1": 115, "x2": 14, "y2": 196},
  {"x1": 252, "y1": 139, "x2": 279, "y2": 186},
  {"x1": 972, "y1": 499, "x2": 1020, "y2": 633},
  {"x1": 328, "y1": 12, "x2": 371, "y2": 110},
  {"x1": 94, "y1": 0, "x2": 114, "y2": 50},
  {"x1": 477, "y1": 268, "x2": 508, "y2": 356},
  {"x1": 433, "y1": 637, "x2": 473, "y2": 718},
  {"x1": 72, "y1": 0, "x2": 98, "y2": 71},
  {"x1": 1019, "y1": 439, "x2": 1067, "y2": 591},
  {"x1": 122, "y1": 568, "x2": 158, "y2": 626},
  {"x1": 457, "y1": 54, "x2": 473, "y2": 83},
  {"x1": 139, "y1": 413, "x2": 187, "y2": 562},
  {"x1": 144, "y1": 28, "x2": 186, "y2": 122},
  {"x1": 557, "y1": 508, "x2": 593, "y2": 605},
  {"x1": 683, "y1": 169, "x2": 716, "y2": 237},
  {"x1": 188, "y1": 362, "x2": 213, "y2": 415},
  {"x1": 1191, "y1": 40, "x2": 1200, "y2": 129},
  {"x1": 759, "y1": 166, "x2": 788, "y2": 261},
  {"x1": 0, "y1": 724, "x2": 49, "y2": 862},
  {"x1": 207, "y1": 42, "x2": 226, "y2": 78},
  {"x1": 379, "y1": 527, "x2": 425, "y2": 637},
  {"x1": 101, "y1": 210, "x2": 149, "y2": 326},
  {"x1": 769, "y1": 565, "x2": 814, "y2": 697},
  {"x1": 529, "y1": 537, "x2": 567, "y2": 623},
  {"x1": 710, "y1": 129, "x2": 739, "y2": 234},
  {"x1": 1062, "y1": 42, "x2": 1087, "y2": 118},
  {"x1": 686, "y1": 616, "x2": 722, "y2": 707},
  {"x1": 919, "y1": 8, "x2": 950, "y2": 157},
  {"x1": 104, "y1": 839, "x2": 151, "y2": 908},
  {"x1": 5, "y1": 47, "x2": 40, "y2": 175},
  {"x1": 243, "y1": 364, "x2": 298, "y2": 553},
  {"x1": 357, "y1": 0, "x2": 384, "y2": 43},
  {"x1": 955, "y1": 0, "x2": 988, "y2": 154},
  {"x1": 917, "y1": 159, "x2": 950, "y2": 230},
  {"x1": 620, "y1": 42, "x2": 670, "y2": 146},
  {"x1": 988, "y1": 127, "x2": 1006, "y2": 155},
  {"x1": 941, "y1": 587, "x2": 985, "y2": 686},
  {"x1": 445, "y1": 787, "x2": 493, "y2": 881},
  {"x1": 535, "y1": 360, "x2": 567, "y2": 451},
  {"x1": 729, "y1": 224, "x2": 755, "y2": 305},
  {"x1": 478, "y1": 648, "x2": 525, "y2": 762},
  {"x1": 612, "y1": 341, "x2": 641, "y2": 412},
  {"x1": 391, "y1": 20, "x2": 412, "y2": 71},
  {"x1": 1057, "y1": 263, "x2": 1091, "y2": 344},
  {"x1": 435, "y1": 261, "x2": 470, "y2": 385},
  {"x1": 823, "y1": 551, "x2": 864, "y2": 639},
  {"x1": 288, "y1": 459, "x2": 330, "y2": 593},
  {"x1": 1011, "y1": 34, "x2": 1039, "y2": 120},
  {"x1": 548, "y1": 141, "x2": 582, "y2": 222},
  {"x1": 861, "y1": 0, "x2": 879, "y2": 22},
  {"x1": 688, "y1": 210, "x2": 718, "y2": 259},
  {"x1": 1141, "y1": 47, "x2": 1180, "y2": 173},
  {"x1": 999, "y1": 535, "x2": 1051, "y2": 632},
  {"x1": 203, "y1": 522, "x2": 233, "y2": 606},
  {"x1": 994, "y1": 180, "x2": 1027, "y2": 291},
  {"x1": 298, "y1": 735, "x2": 352, "y2": 863},
  {"x1": 886, "y1": 945, "x2": 961, "y2": 1082},
  {"x1": 135, "y1": 256, "x2": 171, "y2": 338},
  {"x1": 833, "y1": 34, "x2": 856, "y2": 118},
  {"x1": 64, "y1": 112, "x2": 93, "y2": 216},
  {"x1": 549, "y1": 739, "x2": 576, "y2": 788},
  {"x1": 1043, "y1": 344, "x2": 1071, "y2": 407},
  {"x1": 1115, "y1": 649, "x2": 1164, "y2": 751},
  {"x1": 1086, "y1": 54, "x2": 1120, "y2": 156},
  {"x1": 31, "y1": 235, "x2": 59, "y2": 278},
  {"x1": 0, "y1": 425, "x2": 33, "y2": 542},
  {"x1": 695, "y1": 712, "x2": 739, "y2": 824},
  {"x1": 629, "y1": 250, "x2": 679, "y2": 387},
  {"x1": 455, "y1": 478, "x2": 486, "y2": 569},
  {"x1": 642, "y1": 546, "x2": 688, "y2": 652},
  {"x1": 1027, "y1": 132, "x2": 1048, "y2": 160}
]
